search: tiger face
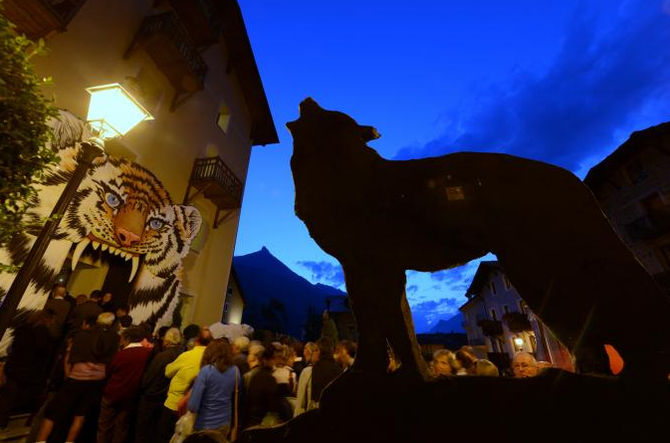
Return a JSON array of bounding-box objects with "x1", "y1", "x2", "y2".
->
[
  {"x1": 1, "y1": 110, "x2": 201, "y2": 354},
  {"x1": 62, "y1": 156, "x2": 201, "y2": 284}
]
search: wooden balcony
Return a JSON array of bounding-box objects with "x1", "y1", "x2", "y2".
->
[
  {"x1": 477, "y1": 319, "x2": 503, "y2": 337},
  {"x1": 625, "y1": 209, "x2": 670, "y2": 241},
  {"x1": 184, "y1": 156, "x2": 243, "y2": 228},
  {"x1": 168, "y1": 0, "x2": 223, "y2": 48},
  {"x1": 3, "y1": 0, "x2": 86, "y2": 39},
  {"x1": 125, "y1": 12, "x2": 207, "y2": 111},
  {"x1": 503, "y1": 311, "x2": 533, "y2": 333}
]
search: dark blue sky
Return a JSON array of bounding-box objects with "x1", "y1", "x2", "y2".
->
[{"x1": 234, "y1": 1, "x2": 670, "y2": 332}]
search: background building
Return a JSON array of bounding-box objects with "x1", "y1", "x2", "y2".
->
[
  {"x1": 584, "y1": 122, "x2": 670, "y2": 294},
  {"x1": 4, "y1": 0, "x2": 277, "y2": 327},
  {"x1": 459, "y1": 261, "x2": 574, "y2": 373}
]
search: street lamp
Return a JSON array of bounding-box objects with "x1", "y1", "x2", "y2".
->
[
  {"x1": 86, "y1": 83, "x2": 153, "y2": 138},
  {"x1": 0, "y1": 83, "x2": 152, "y2": 341},
  {"x1": 514, "y1": 337, "x2": 524, "y2": 349}
]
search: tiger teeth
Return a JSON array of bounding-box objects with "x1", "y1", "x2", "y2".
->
[
  {"x1": 101, "y1": 243, "x2": 108, "y2": 251},
  {"x1": 123, "y1": 253, "x2": 132, "y2": 261},
  {"x1": 129, "y1": 256, "x2": 140, "y2": 283},
  {"x1": 91, "y1": 241, "x2": 100, "y2": 250},
  {"x1": 71, "y1": 238, "x2": 90, "y2": 271}
]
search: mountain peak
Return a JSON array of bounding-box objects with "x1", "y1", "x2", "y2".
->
[
  {"x1": 429, "y1": 313, "x2": 465, "y2": 334},
  {"x1": 233, "y1": 250, "x2": 347, "y2": 338}
]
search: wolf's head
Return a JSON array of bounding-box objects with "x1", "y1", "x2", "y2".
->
[{"x1": 287, "y1": 98, "x2": 380, "y2": 158}]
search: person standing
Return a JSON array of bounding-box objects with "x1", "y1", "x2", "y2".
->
[
  {"x1": 135, "y1": 328, "x2": 183, "y2": 443},
  {"x1": 36, "y1": 312, "x2": 119, "y2": 443},
  {"x1": 243, "y1": 343, "x2": 265, "y2": 390},
  {"x1": 430, "y1": 349, "x2": 454, "y2": 379},
  {"x1": 0, "y1": 310, "x2": 56, "y2": 432},
  {"x1": 512, "y1": 352, "x2": 539, "y2": 378},
  {"x1": 99, "y1": 291, "x2": 115, "y2": 313},
  {"x1": 97, "y1": 326, "x2": 152, "y2": 443},
  {"x1": 309, "y1": 338, "x2": 341, "y2": 409},
  {"x1": 231, "y1": 336, "x2": 250, "y2": 374},
  {"x1": 158, "y1": 331, "x2": 211, "y2": 442},
  {"x1": 334, "y1": 340, "x2": 357, "y2": 371},
  {"x1": 187, "y1": 340, "x2": 238, "y2": 439},
  {"x1": 244, "y1": 347, "x2": 285, "y2": 428},
  {"x1": 294, "y1": 342, "x2": 319, "y2": 418},
  {"x1": 68, "y1": 290, "x2": 103, "y2": 334},
  {"x1": 44, "y1": 283, "x2": 72, "y2": 339}
]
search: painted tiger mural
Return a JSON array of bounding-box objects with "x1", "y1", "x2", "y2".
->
[{"x1": 0, "y1": 110, "x2": 201, "y2": 354}]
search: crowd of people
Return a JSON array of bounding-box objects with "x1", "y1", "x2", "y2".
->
[
  {"x1": 425, "y1": 346, "x2": 549, "y2": 379},
  {"x1": 0, "y1": 284, "x2": 554, "y2": 443},
  {"x1": 0, "y1": 286, "x2": 359, "y2": 442}
]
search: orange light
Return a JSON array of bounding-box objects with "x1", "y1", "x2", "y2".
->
[{"x1": 604, "y1": 344, "x2": 624, "y2": 375}]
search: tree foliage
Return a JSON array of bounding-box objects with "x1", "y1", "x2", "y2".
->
[{"x1": 0, "y1": 6, "x2": 57, "y2": 253}]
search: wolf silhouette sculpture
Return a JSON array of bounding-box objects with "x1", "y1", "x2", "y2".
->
[{"x1": 287, "y1": 98, "x2": 670, "y2": 380}]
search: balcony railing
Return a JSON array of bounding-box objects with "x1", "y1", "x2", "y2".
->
[
  {"x1": 3, "y1": 0, "x2": 86, "y2": 39},
  {"x1": 477, "y1": 319, "x2": 503, "y2": 337},
  {"x1": 169, "y1": 0, "x2": 223, "y2": 48},
  {"x1": 503, "y1": 311, "x2": 533, "y2": 333},
  {"x1": 184, "y1": 156, "x2": 243, "y2": 228},
  {"x1": 126, "y1": 12, "x2": 207, "y2": 110},
  {"x1": 625, "y1": 210, "x2": 670, "y2": 241}
]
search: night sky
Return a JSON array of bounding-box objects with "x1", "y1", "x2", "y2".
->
[{"x1": 234, "y1": 1, "x2": 670, "y2": 332}]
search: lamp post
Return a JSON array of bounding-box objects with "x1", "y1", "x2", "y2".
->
[{"x1": 0, "y1": 83, "x2": 152, "y2": 341}]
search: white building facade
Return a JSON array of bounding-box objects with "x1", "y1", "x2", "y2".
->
[{"x1": 459, "y1": 261, "x2": 574, "y2": 373}]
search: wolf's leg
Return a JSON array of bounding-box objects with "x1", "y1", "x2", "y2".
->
[
  {"x1": 343, "y1": 264, "x2": 401, "y2": 375},
  {"x1": 387, "y1": 294, "x2": 429, "y2": 380}
]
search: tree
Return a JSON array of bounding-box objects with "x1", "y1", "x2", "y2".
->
[
  {"x1": 260, "y1": 297, "x2": 288, "y2": 334},
  {"x1": 303, "y1": 305, "x2": 321, "y2": 342},
  {"x1": 0, "y1": 6, "x2": 57, "y2": 264}
]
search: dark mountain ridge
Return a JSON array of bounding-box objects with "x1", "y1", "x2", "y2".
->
[{"x1": 233, "y1": 247, "x2": 346, "y2": 338}]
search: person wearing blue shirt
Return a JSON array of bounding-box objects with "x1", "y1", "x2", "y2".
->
[{"x1": 187, "y1": 339, "x2": 239, "y2": 439}]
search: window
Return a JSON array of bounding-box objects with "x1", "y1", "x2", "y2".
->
[
  {"x1": 490, "y1": 280, "x2": 497, "y2": 295},
  {"x1": 503, "y1": 305, "x2": 509, "y2": 314},
  {"x1": 490, "y1": 309, "x2": 498, "y2": 321},
  {"x1": 217, "y1": 103, "x2": 231, "y2": 134}
]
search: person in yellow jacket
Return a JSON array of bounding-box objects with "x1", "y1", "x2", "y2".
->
[{"x1": 157, "y1": 329, "x2": 211, "y2": 442}]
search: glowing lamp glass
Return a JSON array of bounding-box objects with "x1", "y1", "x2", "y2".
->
[
  {"x1": 86, "y1": 83, "x2": 152, "y2": 139},
  {"x1": 513, "y1": 337, "x2": 524, "y2": 347}
]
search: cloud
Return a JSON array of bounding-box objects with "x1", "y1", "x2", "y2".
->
[
  {"x1": 297, "y1": 260, "x2": 345, "y2": 287},
  {"x1": 407, "y1": 284, "x2": 418, "y2": 294},
  {"x1": 395, "y1": 3, "x2": 670, "y2": 174},
  {"x1": 429, "y1": 271, "x2": 450, "y2": 282},
  {"x1": 429, "y1": 263, "x2": 479, "y2": 289}
]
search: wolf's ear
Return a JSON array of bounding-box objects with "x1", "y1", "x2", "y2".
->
[{"x1": 360, "y1": 125, "x2": 381, "y2": 142}]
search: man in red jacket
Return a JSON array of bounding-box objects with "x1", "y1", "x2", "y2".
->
[{"x1": 97, "y1": 326, "x2": 152, "y2": 443}]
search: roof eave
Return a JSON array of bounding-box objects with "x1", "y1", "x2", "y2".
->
[{"x1": 221, "y1": 0, "x2": 278, "y2": 146}]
